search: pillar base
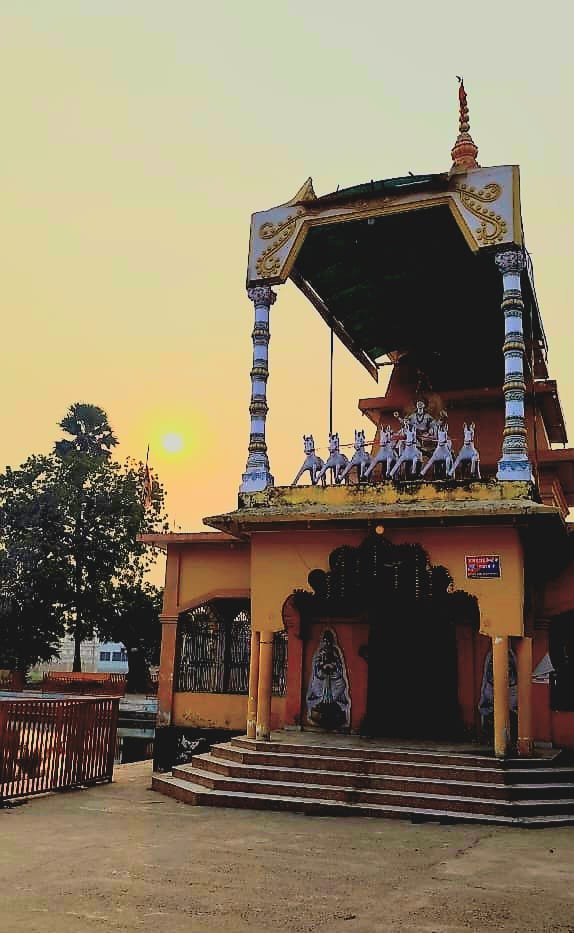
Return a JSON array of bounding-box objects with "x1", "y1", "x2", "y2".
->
[
  {"x1": 497, "y1": 459, "x2": 532, "y2": 482},
  {"x1": 246, "y1": 718, "x2": 257, "y2": 739},
  {"x1": 240, "y1": 469, "x2": 274, "y2": 493},
  {"x1": 256, "y1": 725, "x2": 271, "y2": 741}
]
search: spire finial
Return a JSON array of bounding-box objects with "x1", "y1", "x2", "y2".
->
[{"x1": 450, "y1": 77, "x2": 479, "y2": 174}]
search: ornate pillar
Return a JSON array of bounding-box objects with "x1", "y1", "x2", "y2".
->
[
  {"x1": 516, "y1": 636, "x2": 534, "y2": 757},
  {"x1": 240, "y1": 286, "x2": 276, "y2": 493},
  {"x1": 255, "y1": 635, "x2": 274, "y2": 740},
  {"x1": 492, "y1": 635, "x2": 511, "y2": 758},
  {"x1": 246, "y1": 628, "x2": 260, "y2": 739},
  {"x1": 495, "y1": 249, "x2": 532, "y2": 482}
]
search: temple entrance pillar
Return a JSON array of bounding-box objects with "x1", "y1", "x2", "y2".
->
[
  {"x1": 492, "y1": 635, "x2": 511, "y2": 757},
  {"x1": 255, "y1": 635, "x2": 274, "y2": 740},
  {"x1": 246, "y1": 629, "x2": 260, "y2": 739},
  {"x1": 516, "y1": 635, "x2": 534, "y2": 757}
]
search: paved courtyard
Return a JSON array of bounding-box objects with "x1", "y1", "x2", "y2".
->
[{"x1": 2, "y1": 761, "x2": 574, "y2": 933}]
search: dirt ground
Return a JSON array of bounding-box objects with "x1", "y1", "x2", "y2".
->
[{"x1": 2, "y1": 762, "x2": 574, "y2": 933}]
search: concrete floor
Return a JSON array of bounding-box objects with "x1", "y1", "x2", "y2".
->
[{"x1": 2, "y1": 761, "x2": 574, "y2": 933}]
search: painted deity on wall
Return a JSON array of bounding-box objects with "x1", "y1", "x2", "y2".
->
[
  {"x1": 306, "y1": 629, "x2": 351, "y2": 731},
  {"x1": 478, "y1": 648, "x2": 518, "y2": 726}
]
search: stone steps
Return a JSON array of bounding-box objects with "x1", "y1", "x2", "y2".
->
[
  {"x1": 151, "y1": 735, "x2": 574, "y2": 826},
  {"x1": 182, "y1": 752, "x2": 574, "y2": 801}
]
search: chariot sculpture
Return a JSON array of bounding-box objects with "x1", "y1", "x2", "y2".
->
[
  {"x1": 364, "y1": 425, "x2": 397, "y2": 481},
  {"x1": 292, "y1": 435, "x2": 326, "y2": 487},
  {"x1": 388, "y1": 419, "x2": 424, "y2": 479},
  {"x1": 449, "y1": 423, "x2": 481, "y2": 479},
  {"x1": 420, "y1": 421, "x2": 454, "y2": 479},
  {"x1": 340, "y1": 429, "x2": 370, "y2": 483},
  {"x1": 315, "y1": 432, "x2": 349, "y2": 485}
]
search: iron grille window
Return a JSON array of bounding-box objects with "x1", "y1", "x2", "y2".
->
[
  {"x1": 175, "y1": 602, "x2": 288, "y2": 696},
  {"x1": 176, "y1": 605, "x2": 225, "y2": 693},
  {"x1": 272, "y1": 631, "x2": 288, "y2": 697}
]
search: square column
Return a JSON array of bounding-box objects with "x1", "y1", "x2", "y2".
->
[
  {"x1": 492, "y1": 634, "x2": 511, "y2": 758},
  {"x1": 246, "y1": 628, "x2": 260, "y2": 739},
  {"x1": 255, "y1": 635, "x2": 274, "y2": 740},
  {"x1": 516, "y1": 636, "x2": 534, "y2": 757}
]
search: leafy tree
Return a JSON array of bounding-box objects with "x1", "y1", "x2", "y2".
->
[
  {"x1": 98, "y1": 580, "x2": 163, "y2": 693},
  {"x1": 0, "y1": 457, "x2": 69, "y2": 670},
  {"x1": 0, "y1": 405, "x2": 167, "y2": 674}
]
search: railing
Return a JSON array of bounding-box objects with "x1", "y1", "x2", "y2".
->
[
  {"x1": 0, "y1": 696, "x2": 119, "y2": 802},
  {"x1": 42, "y1": 672, "x2": 127, "y2": 696}
]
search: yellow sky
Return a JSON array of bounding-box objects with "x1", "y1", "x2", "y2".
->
[{"x1": 1, "y1": 2, "x2": 574, "y2": 535}]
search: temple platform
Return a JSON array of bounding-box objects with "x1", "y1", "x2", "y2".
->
[{"x1": 152, "y1": 732, "x2": 574, "y2": 827}]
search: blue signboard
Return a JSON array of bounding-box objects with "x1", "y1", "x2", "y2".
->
[{"x1": 465, "y1": 555, "x2": 501, "y2": 579}]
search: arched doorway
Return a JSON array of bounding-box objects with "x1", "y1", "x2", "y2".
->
[{"x1": 288, "y1": 533, "x2": 479, "y2": 739}]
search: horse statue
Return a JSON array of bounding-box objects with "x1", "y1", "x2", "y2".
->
[
  {"x1": 364, "y1": 425, "x2": 397, "y2": 481},
  {"x1": 315, "y1": 432, "x2": 349, "y2": 485},
  {"x1": 388, "y1": 420, "x2": 423, "y2": 479},
  {"x1": 340, "y1": 429, "x2": 371, "y2": 483},
  {"x1": 292, "y1": 434, "x2": 326, "y2": 487},
  {"x1": 420, "y1": 422, "x2": 453, "y2": 479},
  {"x1": 449, "y1": 423, "x2": 481, "y2": 479}
]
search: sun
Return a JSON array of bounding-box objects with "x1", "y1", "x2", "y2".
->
[{"x1": 161, "y1": 432, "x2": 184, "y2": 454}]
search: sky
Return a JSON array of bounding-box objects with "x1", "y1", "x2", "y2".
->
[{"x1": 2, "y1": 2, "x2": 574, "y2": 539}]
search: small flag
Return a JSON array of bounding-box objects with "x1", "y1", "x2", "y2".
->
[{"x1": 142, "y1": 446, "x2": 153, "y2": 509}]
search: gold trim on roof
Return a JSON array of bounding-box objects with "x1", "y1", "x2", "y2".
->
[
  {"x1": 455, "y1": 182, "x2": 507, "y2": 245},
  {"x1": 255, "y1": 209, "x2": 304, "y2": 279}
]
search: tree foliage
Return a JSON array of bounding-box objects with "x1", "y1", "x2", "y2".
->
[
  {"x1": 97, "y1": 580, "x2": 163, "y2": 693},
  {"x1": 0, "y1": 404, "x2": 167, "y2": 673}
]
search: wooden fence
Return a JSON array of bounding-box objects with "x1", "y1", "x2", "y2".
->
[{"x1": 0, "y1": 696, "x2": 119, "y2": 802}]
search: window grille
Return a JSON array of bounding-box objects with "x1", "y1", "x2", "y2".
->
[
  {"x1": 272, "y1": 631, "x2": 288, "y2": 697},
  {"x1": 176, "y1": 605, "x2": 225, "y2": 693},
  {"x1": 175, "y1": 602, "x2": 288, "y2": 697}
]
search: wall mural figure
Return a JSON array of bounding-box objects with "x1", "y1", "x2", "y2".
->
[
  {"x1": 478, "y1": 648, "x2": 518, "y2": 733},
  {"x1": 306, "y1": 628, "x2": 351, "y2": 731}
]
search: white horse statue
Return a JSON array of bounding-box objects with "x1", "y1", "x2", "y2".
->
[
  {"x1": 292, "y1": 434, "x2": 326, "y2": 487},
  {"x1": 364, "y1": 425, "x2": 397, "y2": 481},
  {"x1": 420, "y1": 422, "x2": 453, "y2": 479},
  {"x1": 315, "y1": 432, "x2": 349, "y2": 485},
  {"x1": 449, "y1": 423, "x2": 481, "y2": 479},
  {"x1": 340, "y1": 429, "x2": 370, "y2": 483},
  {"x1": 389, "y1": 420, "x2": 423, "y2": 479}
]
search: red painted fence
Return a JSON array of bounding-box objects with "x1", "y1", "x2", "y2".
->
[
  {"x1": 0, "y1": 696, "x2": 119, "y2": 802},
  {"x1": 42, "y1": 672, "x2": 127, "y2": 696}
]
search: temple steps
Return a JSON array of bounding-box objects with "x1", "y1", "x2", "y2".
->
[{"x1": 151, "y1": 736, "x2": 574, "y2": 826}]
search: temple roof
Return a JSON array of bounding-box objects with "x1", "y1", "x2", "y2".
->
[{"x1": 248, "y1": 164, "x2": 547, "y2": 389}]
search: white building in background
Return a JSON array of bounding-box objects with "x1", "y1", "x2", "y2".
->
[{"x1": 34, "y1": 636, "x2": 128, "y2": 674}]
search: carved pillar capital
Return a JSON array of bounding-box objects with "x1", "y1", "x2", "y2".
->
[
  {"x1": 495, "y1": 249, "x2": 526, "y2": 277},
  {"x1": 247, "y1": 286, "x2": 277, "y2": 307}
]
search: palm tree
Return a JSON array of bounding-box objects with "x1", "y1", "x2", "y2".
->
[{"x1": 54, "y1": 403, "x2": 118, "y2": 460}]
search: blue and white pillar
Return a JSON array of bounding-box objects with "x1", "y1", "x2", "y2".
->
[
  {"x1": 495, "y1": 249, "x2": 532, "y2": 483},
  {"x1": 240, "y1": 286, "x2": 276, "y2": 493}
]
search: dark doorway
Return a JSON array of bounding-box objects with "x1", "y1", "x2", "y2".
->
[{"x1": 294, "y1": 534, "x2": 478, "y2": 740}]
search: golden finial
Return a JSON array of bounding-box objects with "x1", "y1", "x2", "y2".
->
[{"x1": 450, "y1": 77, "x2": 479, "y2": 174}]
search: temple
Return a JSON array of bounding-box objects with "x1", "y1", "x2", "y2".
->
[{"x1": 148, "y1": 84, "x2": 574, "y2": 823}]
